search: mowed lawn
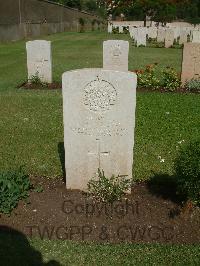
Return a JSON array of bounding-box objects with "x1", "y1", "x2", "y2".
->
[
  {"x1": 0, "y1": 31, "x2": 200, "y2": 265},
  {"x1": 0, "y1": 31, "x2": 199, "y2": 180}
]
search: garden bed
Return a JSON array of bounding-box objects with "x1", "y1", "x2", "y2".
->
[
  {"x1": 17, "y1": 81, "x2": 62, "y2": 90},
  {"x1": 17, "y1": 82, "x2": 200, "y2": 94},
  {"x1": 0, "y1": 176, "x2": 199, "y2": 244}
]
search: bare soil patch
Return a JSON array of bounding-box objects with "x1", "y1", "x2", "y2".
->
[{"x1": 0, "y1": 176, "x2": 199, "y2": 244}]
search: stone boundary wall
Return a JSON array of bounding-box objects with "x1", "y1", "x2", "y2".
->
[
  {"x1": 110, "y1": 21, "x2": 200, "y2": 28},
  {"x1": 0, "y1": 0, "x2": 103, "y2": 42}
]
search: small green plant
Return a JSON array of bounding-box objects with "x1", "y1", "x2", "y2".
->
[
  {"x1": 87, "y1": 169, "x2": 132, "y2": 203},
  {"x1": 136, "y1": 63, "x2": 161, "y2": 90},
  {"x1": 29, "y1": 72, "x2": 45, "y2": 86},
  {"x1": 123, "y1": 27, "x2": 129, "y2": 34},
  {"x1": 0, "y1": 167, "x2": 32, "y2": 214},
  {"x1": 162, "y1": 67, "x2": 181, "y2": 91},
  {"x1": 185, "y1": 78, "x2": 200, "y2": 92},
  {"x1": 174, "y1": 140, "x2": 200, "y2": 206},
  {"x1": 112, "y1": 27, "x2": 119, "y2": 34}
]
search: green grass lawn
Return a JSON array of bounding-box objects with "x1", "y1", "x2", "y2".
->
[
  {"x1": 0, "y1": 31, "x2": 199, "y2": 265},
  {"x1": 0, "y1": 31, "x2": 198, "y2": 180},
  {"x1": 1, "y1": 232, "x2": 200, "y2": 266}
]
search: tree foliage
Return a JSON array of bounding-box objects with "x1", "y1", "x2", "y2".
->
[{"x1": 50, "y1": 0, "x2": 200, "y2": 23}]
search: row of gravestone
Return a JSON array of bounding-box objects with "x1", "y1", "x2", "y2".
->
[
  {"x1": 26, "y1": 39, "x2": 136, "y2": 191},
  {"x1": 26, "y1": 39, "x2": 200, "y2": 86},
  {"x1": 108, "y1": 24, "x2": 200, "y2": 48},
  {"x1": 26, "y1": 40, "x2": 129, "y2": 83},
  {"x1": 26, "y1": 40, "x2": 199, "y2": 191}
]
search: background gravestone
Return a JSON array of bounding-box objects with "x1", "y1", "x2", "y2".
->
[
  {"x1": 181, "y1": 43, "x2": 200, "y2": 85},
  {"x1": 192, "y1": 30, "x2": 200, "y2": 43},
  {"x1": 108, "y1": 22, "x2": 113, "y2": 33},
  {"x1": 157, "y1": 28, "x2": 165, "y2": 43},
  {"x1": 62, "y1": 69, "x2": 137, "y2": 191},
  {"x1": 148, "y1": 27, "x2": 157, "y2": 39},
  {"x1": 179, "y1": 31, "x2": 188, "y2": 45},
  {"x1": 129, "y1": 27, "x2": 137, "y2": 40},
  {"x1": 26, "y1": 40, "x2": 52, "y2": 83},
  {"x1": 165, "y1": 29, "x2": 174, "y2": 48},
  {"x1": 136, "y1": 27, "x2": 147, "y2": 47},
  {"x1": 103, "y1": 40, "x2": 129, "y2": 72}
]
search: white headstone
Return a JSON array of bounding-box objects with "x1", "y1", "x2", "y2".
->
[
  {"x1": 26, "y1": 40, "x2": 52, "y2": 83},
  {"x1": 62, "y1": 69, "x2": 137, "y2": 191},
  {"x1": 172, "y1": 27, "x2": 181, "y2": 41},
  {"x1": 136, "y1": 27, "x2": 147, "y2": 46},
  {"x1": 157, "y1": 28, "x2": 165, "y2": 42},
  {"x1": 119, "y1": 26, "x2": 123, "y2": 33},
  {"x1": 108, "y1": 22, "x2": 113, "y2": 33},
  {"x1": 148, "y1": 27, "x2": 157, "y2": 39},
  {"x1": 129, "y1": 27, "x2": 137, "y2": 40},
  {"x1": 179, "y1": 31, "x2": 188, "y2": 45},
  {"x1": 192, "y1": 30, "x2": 200, "y2": 43},
  {"x1": 165, "y1": 29, "x2": 174, "y2": 48},
  {"x1": 103, "y1": 40, "x2": 129, "y2": 72}
]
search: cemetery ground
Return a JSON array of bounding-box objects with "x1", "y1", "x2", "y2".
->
[{"x1": 0, "y1": 31, "x2": 200, "y2": 264}]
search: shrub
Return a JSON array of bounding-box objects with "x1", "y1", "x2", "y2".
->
[
  {"x1": 0, "y1": 167, "x2": 31, "y2": 214},
  {"x1": 136, "y1": 63, "x2": 161, "y2": 90},
  {"x1": 112, "y1": 27, "x2": 119, "y2": 34},
  {"x1": 185, "y1": 78, "x2": 200, "y2": 92},
  {"x1": 174, "y1": 140, "x2": 200, "y2": 206},
  {"x1": 79, "y1": 18, "x2": 85, "y2": 33},
  {"x1": 162, "y1": 67, "x2": 181, "y2": 91},
  {"x1": 87, "y1": 169, "x2": 132, "y2": 203},
  {"x1": 91, "y1": 19, "x2": 96, "y2": 31},
  {"x1": 29, "y1": 72, "x2": 45, "y2": 86}
]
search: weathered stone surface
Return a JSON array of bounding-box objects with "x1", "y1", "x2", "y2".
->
[
  {"x1": 148, "y1": 27, "x2": 157, "y2": 39},
  {"x1": 192, "y1": 30, "x2": 200, "y2": 43},
  {"x1": 26, "y1": 40, "x2": 52, "y2": 83},
  {"x1": 172, "y1": 27, "x2": 181, "y2": 41},
  {"x1": 119, "y1": 25, "x2": 123, "y2": 33},
  {"x1": 179, "y1": 31, "x2": 188, "y2": 45},
  {"x1": 62, "y1": 69, "x2": 137, "y2": 191},
  {"x1": 165, "y1": 29, "x2": 174, "y2": 48},
  {"x1": 129, "y1": 27, "x2": 137, "y2": 40},
  {"x1": 181, "y1": 43, "x2": 200, "y2": 85},
  {"x1": 136, "y1": 27, "x2": 147, "y2": 46},
  {"x1": 108, "y1": 22, "x2": 113, "y2": 33},
  {"x1": 157, "y1": 28, "x2": 165, "y2": 42},
  {"x1": 103, "y1": 40, "x2": 129, "y2": 71}
]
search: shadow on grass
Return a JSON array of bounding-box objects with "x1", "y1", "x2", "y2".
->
[
  {"x1": 146, "y1": 173, "x2": 180, "y2": 203},
  {"x1": 58, "y1": 142, "x2": 66, "y2": 184},
  {"x1": 0, "y1": 226, "x2": 61, "y2": 266},
  {"x1": 146, "y1": 173, "x2": 184, "y2": 218}
]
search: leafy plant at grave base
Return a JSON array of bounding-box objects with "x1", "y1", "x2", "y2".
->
[
  {"x1": 185, "y1": 78, "x2": 200, "y2": 92},
  {"x1": 28, "y1": 72, "x2": 48, "y2": 89},
  {"x1": 34, "y1": 185, "x2": 44, "y2": 193},
  {"x1": 112, "y1": 27, "x2": 119, "y2": 34},
  {"x1": 0, "y1": 167, "x2": 32, "y2": 214},
  {"x1": 148, "y1": 38, "x2": 157, "y2": 44},
  {"x1": 162, "y1": 67, "x2": 181, "y2": 91},
  {"x1": 155, "y1": 42, "x2": 164, "y2": 48},
  {"x1": 174, "y1": 140, "x2": 200, "y2": 207},
  {"x1": 135, "y1": 63, "x2": 161, "y2": 90},
  {"x1": 79, "y1": 18, "x2": 85, "y2": 33},
  {"x1": 29, "y1": 72, "x2": 42, "y2": 84},
  {"x1": 87, "y1": 169, "x2": 132, "y2": 203},
  {"x1": 123, "y1": 27, "x2": 129, "y2": 34}
]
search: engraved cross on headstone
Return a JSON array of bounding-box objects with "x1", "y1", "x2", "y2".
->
[{"x1": 88, "y1": 138, "x2": 110, "y2": 169}]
